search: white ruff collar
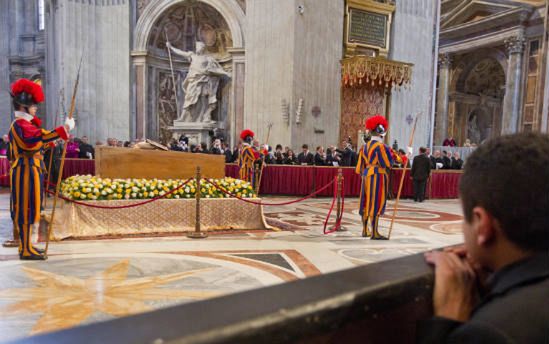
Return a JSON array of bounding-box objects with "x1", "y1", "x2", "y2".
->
[
  {"x1": 371, "y1": 136, "x2": 383, "y2": 142},
  {"x1": 15, "y1": 111, "x2": 33, "y2": 122}
]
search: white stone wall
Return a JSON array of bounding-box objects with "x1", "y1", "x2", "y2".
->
[
  {"x1": 0, "y1": 0, "x2": 45, "y2": 136},
  {"x1": 46, "y1": 0, "x2": 131, "y2": 142},
  {"x1": 291, "y1": 0, "x2": 344, "y2": 149},
  {"x1": 388, "y1": 0, "x2": 438, "y2": 151},
  {"x1": 244, "y1": 0, "x2": 296, "y2": 146},
  {"x1": 0, "y1": 2, "x2": 12, "y2": 134},
  {"x1": 244, "y1": 0, "x2": 343, "y2": 149}
]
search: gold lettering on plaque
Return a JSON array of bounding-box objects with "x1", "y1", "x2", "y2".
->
[{"x1": 348, "y1": 8, "x2": 387, "y2": 49}]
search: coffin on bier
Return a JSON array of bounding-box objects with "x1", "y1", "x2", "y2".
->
[{"x1": 95, "y1": 146, "x2": 225, "y2": 179}]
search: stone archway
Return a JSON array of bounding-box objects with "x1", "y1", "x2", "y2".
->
[
  {"x1": 132, "y1": 0, "x2": 245, "y2": 145},
  {"x1": 448, "y1": 53, "x2": 505, "y2": 144},
  {"x1": 134, "y1": 0, "x2": 245, "y2": 51}
]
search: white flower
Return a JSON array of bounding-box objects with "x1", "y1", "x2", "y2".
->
[
  {"x1": 131, "y1": 193, "x2": 137, "y2": 198},
  {"x1": 101, "y1": 191, "x2": 107, "y2": 196},
  {"x1": 174, "y1": 195, "x2": 180, "y2": 199},
  {"x1": 124, "y1": 194, "x2": 130, "y2": 199}
]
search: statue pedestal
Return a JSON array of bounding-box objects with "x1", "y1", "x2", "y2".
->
[{"x1": 168, "y1": 121, "x2": 218, "y2": 147}]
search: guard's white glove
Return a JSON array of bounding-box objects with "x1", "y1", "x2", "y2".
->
[
  {"x1": 65, "y1": 117, "x2": 75, "y2": 131},
  {"x1": 436, "y1": 162, "x2": 443, "y2": 169},
  {"x1": 407, "y1": 146, "x2": 413, "y2": 155}
]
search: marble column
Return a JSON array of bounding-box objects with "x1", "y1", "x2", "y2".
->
[
  {"x1": 501, "y1": 35, "x2": 526, "y2": 134},
  {"x1": 435, "y1": 53, "x2": 452, "y2": 145}
]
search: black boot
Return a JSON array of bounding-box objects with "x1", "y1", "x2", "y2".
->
[
  {"x1": 20, "y1": 252, "x2": 47, "y2": 260},
  {"x1": 370, "y1": 217, "x2": 388, "y2": 240},
  {"x1": 362, "y1": 217, "x2": 371, "y2": 237}
]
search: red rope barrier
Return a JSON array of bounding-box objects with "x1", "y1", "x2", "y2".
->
[
  {"x1": 45, "y1": 178, "x2": 194, "y2": 209},
  {"x1": 323, "y1": 176, "x2": 345, "y2": 234},
  {"x1": 207, "y1": 178, "x2": 336, "y2": 206}
]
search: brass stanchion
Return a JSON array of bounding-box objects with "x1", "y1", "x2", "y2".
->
[
  {"x1": 187, "y1": 167, "x2": 208, "y2": 239},
  {"x1": 335, "y1": 168, "x2": 346, "y2": 231}
]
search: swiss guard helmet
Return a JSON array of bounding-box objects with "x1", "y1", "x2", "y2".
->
[
  {"x1": 10, "y1": 78, "x2": 44, "y2": 108},
  {"x1": 240, "y1": 129, "x2": 255, "y2": 144},
  {"x1": 365, "y1": 115, "x2": 389, "y2": 137}
]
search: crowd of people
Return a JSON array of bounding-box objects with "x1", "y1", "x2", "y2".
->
[
  {"x1": 166, "y1": 135, "x2": 421, "y2": 168},
  {"x1": 0, "y1": 133, "x2": 467, "y2": 172}
]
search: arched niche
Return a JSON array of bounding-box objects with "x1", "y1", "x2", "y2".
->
[
  {"x1": 132, "y1": 0, "x2": 245, "y2": 145},
  {"x1": 449, "y1": 52, "x2": 506, "y2": 144}
]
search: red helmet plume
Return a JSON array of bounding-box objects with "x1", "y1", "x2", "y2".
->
[
  {"x1": 365, "y1": 115, "x2": 389, "y2": 134},
  {"x1": 240, "y1": 129, "x2": 255, "y2": 141},
  {"x1": 10, "y1": 78, "x2": 45, "y2": 105}
]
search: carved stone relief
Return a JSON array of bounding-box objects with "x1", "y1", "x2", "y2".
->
[
  {"x1": 463, "y1": 58, "x2": 505, "y2": 98},
  {"x1": 148, "y1": 2, "x2": 233, "y2": 59},
  {"x1": 137, "y1": 0, "x2": 152, "y2": 18},
  {"x1": 157, "y1": 70, "x2": 180, "y2": 144}
]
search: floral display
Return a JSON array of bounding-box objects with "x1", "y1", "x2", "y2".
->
[{"x1": 60, "y1": 175, "x2": 256, "y2": 201}]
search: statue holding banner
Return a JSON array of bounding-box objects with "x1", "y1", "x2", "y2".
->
[{"x1": 166, "y1": 41, "x2": 230, "y2": 123}]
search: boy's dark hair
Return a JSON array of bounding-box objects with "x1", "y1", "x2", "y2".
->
[
  {"x1": 419, "y1": 147, "x2": 427, "y2": 154},
  {"x1": 302, "y1": 144, "x2": 308, "y2": 149},
  {"x1": 459, "y1": 133, "x2": 549, "y2": 251}
]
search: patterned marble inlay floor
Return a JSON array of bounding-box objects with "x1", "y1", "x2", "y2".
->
[{"x1": 0, "y1": 191, "x2": 463, "y2": 342}]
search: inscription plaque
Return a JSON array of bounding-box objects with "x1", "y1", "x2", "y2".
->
[{"x1": 348, "y1": 8, "x2": 387, "y2": 49}]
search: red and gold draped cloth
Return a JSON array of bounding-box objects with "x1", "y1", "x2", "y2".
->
[
  {"x1": 339, "y1": 56, "x2": 413, "y2": 142},
  {"x1": 342, "y1": 56, "x2": 413, "y2": 89}
]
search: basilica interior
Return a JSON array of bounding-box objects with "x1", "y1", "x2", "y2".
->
[{"x1": 0, "y1": 0, "x2": 547, "y2": 343}]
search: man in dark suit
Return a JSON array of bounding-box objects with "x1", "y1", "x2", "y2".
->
[
  {"x1": 78, "y1": 136, "x2": 95, "y2": 159},
  {"x1": 297, "y1": 144, "x2": 314, "y2": 165},
  {"x1": 314, "y1": 146, "x2": 326, "y2": 166},
  {"x1": 418, "y1": 133, "x2": 549, "y2": 344},
  {"x1": 451, "y1": 151, "x2": 463, "y2": 169},
  {"x1": 336, "y1": 140, "x2": 354, "y2": 166},
  {"x1": 410, "y1": 147, "x2": 431, "y2": 202},
  {"x1": 442, "y1": 150, "x2": 452, "y2": 169},
  {"x1": 223, "y1": 143, "x2": 234, "y2": 163},
  {"x1": 231, "y1": 143, "x2": 240, "y2": 163}
]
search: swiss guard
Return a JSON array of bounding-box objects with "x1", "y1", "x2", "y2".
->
[
  {"x1": 355, "y1": 115, "x2": 394, "y2": 240},
  {"x1": 238, "y1": 129, "x2": 260, "y2": 187},
  {"x1": 9, "y1": 78, "x2": 75, "y2": 260}
]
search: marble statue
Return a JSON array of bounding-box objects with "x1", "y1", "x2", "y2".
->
[{"x1": 167, "y1": 41, "x2": 230, "y2": 123}]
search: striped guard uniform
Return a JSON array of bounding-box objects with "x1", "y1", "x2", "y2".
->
[
  {"x1": 238, "y1": 144, "x2": 259, "y2": 186},
  {"x1": 355, "y1": 137, "x2": 394, "y2": 219},
  {"x1": 9, "y1": 112, "x2": 68, "y2": 258}
]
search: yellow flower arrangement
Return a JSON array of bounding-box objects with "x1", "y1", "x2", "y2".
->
[{"x1": 61, "y1": 175, "x2": 256, "y2": 201}]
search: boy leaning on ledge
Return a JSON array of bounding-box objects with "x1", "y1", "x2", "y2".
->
[{"x1": 418, "y1": 133, "x2": 549, "y2": 343}]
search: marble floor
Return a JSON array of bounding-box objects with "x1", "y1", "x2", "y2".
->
[{"x1": 0, "y1": 191, "x2": 463, "y2": 342}]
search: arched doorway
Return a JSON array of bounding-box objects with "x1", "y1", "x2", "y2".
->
[
  {"x1": 132, "y1": 0, "x2": 245, "y2": 145},
  {"x1": 449, "y1": 53, "x2": 506, "y2": 145}
]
